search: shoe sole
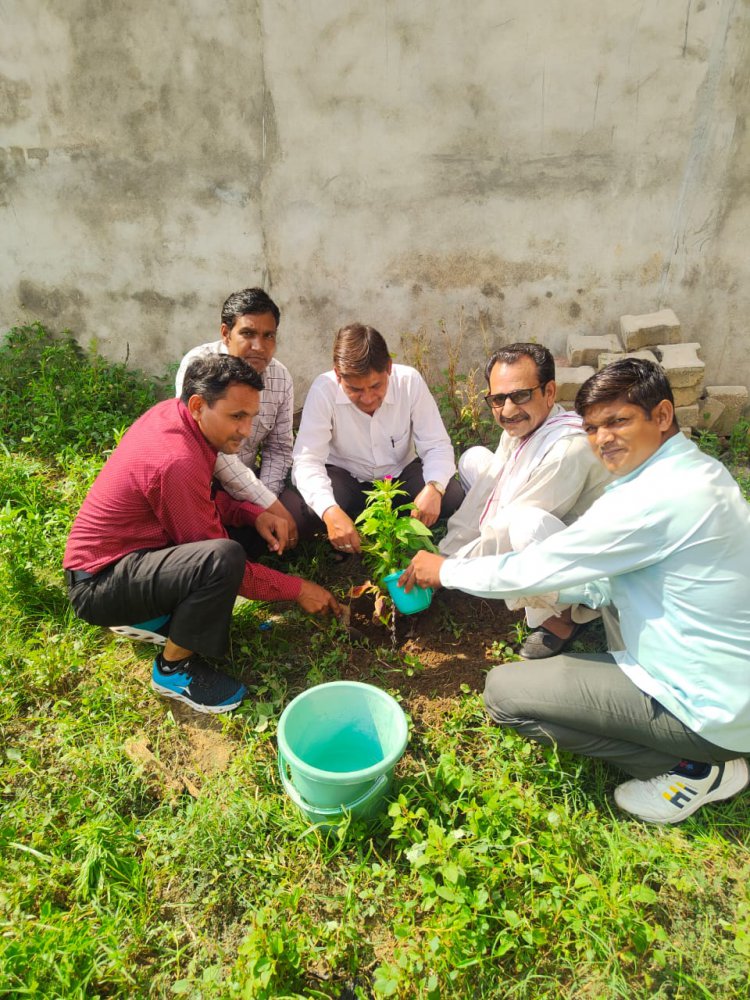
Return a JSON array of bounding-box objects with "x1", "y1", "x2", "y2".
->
[
  {"x1": 616, "y1": 760, "x2": 750, "y2": 824},
  {"x1": 111, "y1": 625, "x2": 168, "y2": 645},
  {"x1": 151, "y1": 680, "x2": 244, "y2": 714}
]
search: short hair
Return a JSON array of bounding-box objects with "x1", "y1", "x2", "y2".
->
[
  {"x1": 333, "y1": 323, "x2": 391, "y2": 376},
  {"x1": 574, "y1": 358, "x2": 676, "y2": 423},
  {"x1": 221, "y1": 287, "x2": 280, "y2": 329},
  {"x1": 180, "y1": 354, "x2": 264, "y2": 406},
  {"x1": 485, "y1": 343, "x2": 555, "y2": 387}
]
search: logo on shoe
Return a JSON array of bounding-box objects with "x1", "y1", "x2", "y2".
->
[{"x1": 662, "y1": 781, "x2": 698, "y2": 809}]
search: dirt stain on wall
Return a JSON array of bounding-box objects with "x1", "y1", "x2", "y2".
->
[
  {"x1": 0, "y1": 75, "x2": 32, "y2": 124},
  {"x1": 18, "y1": 280, "x2": 88, "y2": 334},
  {"x1": 387, "y1": 251, "x2": 564, "y2": 291}
]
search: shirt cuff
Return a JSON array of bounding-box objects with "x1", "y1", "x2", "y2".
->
[
  {"x1": 312, "y1": 493, "x2": 338, "y2": 520},
  {"x1": 240, "y1": 564, "x2": 303, "y2": 602}
]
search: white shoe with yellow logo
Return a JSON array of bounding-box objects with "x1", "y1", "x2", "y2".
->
[{"x1": 614, "y1": 758, "x2": 749, "y2": 824}]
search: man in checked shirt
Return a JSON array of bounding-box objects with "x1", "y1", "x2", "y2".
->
[
  {"x1": 175, "y1": 287, "x2": 298, "y2": 552},
  {"x1": 65, "y1": 354, "x2": 341, "y2": 715}
]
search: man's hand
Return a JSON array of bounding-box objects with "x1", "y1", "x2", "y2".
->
[
  {"x1": 322, "y1": 505, "x2": 362, "y2": 554},
  {"x1": 296, "y1": 579, "x2": 343, "y2": 617},
  {"x1": 411, "y1": 483, "x2": 442, "y2": 527},
  {"x1": 400, "y1": 551, "x2": 446, "y2": 591},
  {"x1": 264, "y1": 498, "x2": 299, "y2": 550},
  {"x1": 254, "y1": 510, "x2": 290, "y2": 554}
]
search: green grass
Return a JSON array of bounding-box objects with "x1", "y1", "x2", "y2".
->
[{"x1": 1, "y1": 325, "x2": 750, "y2": 998}]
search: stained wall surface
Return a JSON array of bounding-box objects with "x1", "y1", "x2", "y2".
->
[{"x1": 1, "y1": 0, "x2": 749, "y2": 395}]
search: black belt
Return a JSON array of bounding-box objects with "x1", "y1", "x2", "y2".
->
[{"x1": 65, "y1": 568, "x2": 95, "y2": 586}]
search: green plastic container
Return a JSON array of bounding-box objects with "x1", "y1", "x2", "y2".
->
[
  {"x1": 277, "y1": 681, "x2": 409, "y2": 827},
  {"x1": 383, "y1": 570, "x2": 433, "y2": 614}
]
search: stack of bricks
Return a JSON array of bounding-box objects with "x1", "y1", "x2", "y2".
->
[{"x1": 555, "y1": 309, "x2": 749, "y2": 436}]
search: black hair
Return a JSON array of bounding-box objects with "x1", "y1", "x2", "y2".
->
[
  {"x1": 180, "y1": 354, "x2": 264, "y2": 405},
  {"x1": 221, "y1": 287, "x2": 280, "y2": 328},
  {"x1": 484, "y1": 342, "x2": 555, "y2": 387},
  {"x1": 575, "y1": 357, "x2": 677, "y2": 424}
]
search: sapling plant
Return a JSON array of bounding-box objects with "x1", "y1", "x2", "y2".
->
[
  {"x1": 351, "y1": 476, "x2": 439, "y2": 628},
  {"x1": 355, "y1": 476, "x2": 438, "y2": 583}
]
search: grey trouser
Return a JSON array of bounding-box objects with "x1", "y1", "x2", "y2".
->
[
  {"x1": 280, "y1": 458, "x2": 465, "y2": 541},
  {"x1": 484, "y1": 652, "x2": 742, "y2": 780},
  {"x1": 67, "y1": 539, "x2": 246, "y2": 658}
]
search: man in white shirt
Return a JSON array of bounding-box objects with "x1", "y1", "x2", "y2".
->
[
  {"x1": 401, "y1": 359, "x2": 750, "y2": 824},
  {"x1": 440, "y1": 344, "x2": 609, "y2": 658},
  {"x1": 284, "y1": 323, "x2": 463, "y2": 553},
  {"x1": 175, "y1": 287, "x2": 297, "y2": 551}
]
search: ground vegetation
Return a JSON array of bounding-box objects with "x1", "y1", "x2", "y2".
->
[{"x1": 1, "y1": 325, "x2": 749, "y2": 998}]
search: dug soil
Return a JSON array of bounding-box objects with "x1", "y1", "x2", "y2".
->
[
  {"x1": 342, "y1": 584, "x2": 518, "y2": 693},
  {"x1": 339, "y1": 583, "x2": 523, "y2": 735}
]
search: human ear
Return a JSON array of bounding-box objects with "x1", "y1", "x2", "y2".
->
[
  {"x1": 187, "y1": 395, "x2": 204, "y2": 421},
  {"x1": 653, "y1": 399, "x2": 675, "y2": 430}
]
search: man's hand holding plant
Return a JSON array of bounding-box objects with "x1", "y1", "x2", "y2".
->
[{"x1": 322, "y1": 505, "x2": 362, "y2": 553}]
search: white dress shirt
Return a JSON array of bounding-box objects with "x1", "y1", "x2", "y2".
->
[{"x1": 292, "y1": 364, "x2": 456, "y2": 518}]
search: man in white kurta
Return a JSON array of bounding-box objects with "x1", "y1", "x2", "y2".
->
[{"x1": 440, "y1": 344, "x2": 609, "y2": 658}]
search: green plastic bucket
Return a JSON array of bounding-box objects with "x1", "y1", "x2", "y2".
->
[
  {"x1": 277, "y1": 681, "x2": 409, "y2": 826},
  {"x1": 383, "y1": 570, "x2": 433, "y2": 614}
]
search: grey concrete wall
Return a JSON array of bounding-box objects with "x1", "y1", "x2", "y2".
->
[{"x1": 1, "y1": 0, "x2": 749, "y2": 398}]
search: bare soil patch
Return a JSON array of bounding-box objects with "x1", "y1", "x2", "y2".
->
[{"x1": 342, "y1": 585, "x2": 519, "y2": 696}]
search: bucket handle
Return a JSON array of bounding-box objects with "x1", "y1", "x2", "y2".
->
[{"x1": 277, "y1": 748, "x2": 389, "y2": 818}]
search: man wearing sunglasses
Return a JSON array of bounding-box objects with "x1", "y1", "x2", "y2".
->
[
  {"x1": 403, "y1": 359, "x2": 750, "y2": 824},
  {"x1": 439, "y1": 343, "x2": 609, "y2": 657}
]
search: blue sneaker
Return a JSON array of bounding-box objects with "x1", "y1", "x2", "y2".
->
[
  {"x1": 110, "y1": 615, "x2": 171, "y2": 645},
  {"x1": 151, "y1": 655, "x2": 247, "y2": 714}
]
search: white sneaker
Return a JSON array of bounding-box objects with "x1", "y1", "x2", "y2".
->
[
  {"x1": 614, "y1": 758, "x2": 750, "y2": 824},
  {"x1": 109, "y1": 615, "x2": 170, "y2": 645}
]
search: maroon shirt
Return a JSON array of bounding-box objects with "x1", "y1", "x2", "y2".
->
[{"x1": 64, "y1": 399, "x2": 302, "y2": 603}]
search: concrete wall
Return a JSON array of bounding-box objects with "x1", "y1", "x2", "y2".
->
[{"x1": 1, "y1": 0, "x2": 749, "y2": 399}]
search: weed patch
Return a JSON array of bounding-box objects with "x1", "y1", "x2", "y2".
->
[{"x1": 1, "y1": 325, "x2": 749, "y2": 997}]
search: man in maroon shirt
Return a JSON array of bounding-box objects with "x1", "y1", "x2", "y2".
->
[{"x1": 64, "y1": 354, "x2": 341, "y2": 714}]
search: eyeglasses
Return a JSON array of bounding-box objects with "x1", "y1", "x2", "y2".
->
[{"x1": 484, "y1": 384, "x2": 544, "y2": 409}]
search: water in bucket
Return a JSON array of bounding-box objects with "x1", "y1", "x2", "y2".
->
[{"x1": 303, "y1": 734, "x2": 384, "y2": 773}]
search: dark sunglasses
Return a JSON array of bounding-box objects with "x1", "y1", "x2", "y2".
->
[{"x1": 484, "y1": 384, "x2": 545, "y2": 409}]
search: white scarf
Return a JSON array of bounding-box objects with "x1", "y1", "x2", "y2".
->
[{"x1": 479, "y1": 410, "x2": 585, "y2": 526}]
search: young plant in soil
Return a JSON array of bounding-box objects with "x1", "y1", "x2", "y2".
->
[{"x1": 352, "y1": 476, "x2": 438, "y2": 628}]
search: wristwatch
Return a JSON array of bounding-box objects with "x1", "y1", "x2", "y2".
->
[{"x1": 427, "y1": 480, "x2": 446, "y2": 496}]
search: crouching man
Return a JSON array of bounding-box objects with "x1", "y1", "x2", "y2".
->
[
  {"x1": 64, "y1": 355, "x2": 341, "y2": 715},
  {"x1": 440, "y1": 343, "x2": 609, "y2": 658},
  {"x1": 282, "y1": 323, "x2": 464, "y2": 555},
  {"x1": 401, "y1": 359, "x2": 750, "y2": 824}
]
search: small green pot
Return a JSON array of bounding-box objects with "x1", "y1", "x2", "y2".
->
[{"x1": 382, "y1": 570, "x2": 433, "y2": 614}]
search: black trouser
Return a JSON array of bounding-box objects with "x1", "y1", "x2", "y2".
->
[
  {"x1": 279, "y1": 458, "x2": 465, "y2": 540},
  {"x1": 67, "y1": 540, "x2": 246, "y2": 658}
]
